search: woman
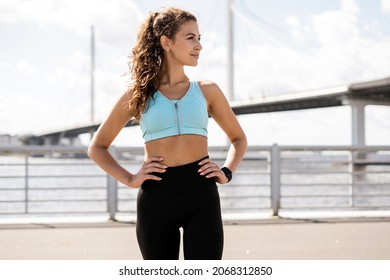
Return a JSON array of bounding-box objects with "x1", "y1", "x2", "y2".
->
[{"x1": 88, "y1": 7, "x2": 247, "y2": 260}]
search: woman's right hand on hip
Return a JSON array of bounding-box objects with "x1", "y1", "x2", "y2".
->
[{"x1": 127, "y1": 157, "x2": 167, "y2": 188}]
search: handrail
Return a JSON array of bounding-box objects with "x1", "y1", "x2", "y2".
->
[{"x1": 1, "y1": 145, "x2": 390, "y2": 220}]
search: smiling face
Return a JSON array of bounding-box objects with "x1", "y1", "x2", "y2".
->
[{"x1": 162, "y1": 20, "x2": 202, "y2": 67}]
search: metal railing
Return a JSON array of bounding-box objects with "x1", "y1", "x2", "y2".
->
[{"x1": 1, "y1": 145, "x2": 389, "y2": 220}]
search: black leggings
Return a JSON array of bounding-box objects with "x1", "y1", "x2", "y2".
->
[{"x1": 136, "y1": 156, "x2": 224, "y2": 260}]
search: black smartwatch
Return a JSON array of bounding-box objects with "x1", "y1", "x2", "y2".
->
[{"x1": 221, "y1": 167, "x2": 233, "y2": 183}]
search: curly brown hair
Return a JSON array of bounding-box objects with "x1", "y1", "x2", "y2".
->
[{"x1": 126, "y1": 7, "x2": 197, "y2": 121}]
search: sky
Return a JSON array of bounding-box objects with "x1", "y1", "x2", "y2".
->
[{"x1": 0, "y1": 0, "x2": 390, "y2": 146}]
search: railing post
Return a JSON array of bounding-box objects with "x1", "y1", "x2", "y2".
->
[
  {"x1": 270, "y1": 144, "x2": 281, "y2": 216},
  {"x1": 107, "y1": 146, "x2": 118, "y2": 220},
  {"x1": 348, "y1": 149, "x2": 353, "y2": 207},
  {"x1": 24, "y1": 153, "x2": 29, "y2": 214}
]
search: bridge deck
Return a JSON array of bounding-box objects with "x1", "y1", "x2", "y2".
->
[{"x1": 20, "y1": 76, "x2": 390, "y2": 145}]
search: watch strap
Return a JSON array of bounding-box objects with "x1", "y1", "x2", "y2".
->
[{"x1": 221, "y1": 167, "x2": 233, "y2": 183}]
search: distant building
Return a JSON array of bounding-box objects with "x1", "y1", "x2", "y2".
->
[{"x1": 0, "y1": 134, "x2": 22, "y2": 146}]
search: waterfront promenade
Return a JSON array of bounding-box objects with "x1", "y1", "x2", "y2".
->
[{"x1": 1, "y1": 217, "x2": 389, "y2": 260}]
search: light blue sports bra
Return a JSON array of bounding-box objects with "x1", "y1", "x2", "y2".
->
[{"x1": 139, "y1": 81, "x2": 208, "y2": 143}]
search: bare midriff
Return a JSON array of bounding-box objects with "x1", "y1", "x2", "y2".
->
[{"x1": 144, "y1": 134, "x2": 208, "y2": 167}]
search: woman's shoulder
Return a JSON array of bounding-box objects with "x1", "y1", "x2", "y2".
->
[
  {"x1": 195, "y1": 80, "x2": 228, "y2": 107},
  {"x1": 196, "y1": 80, "x2": 223, "y2": 95}
]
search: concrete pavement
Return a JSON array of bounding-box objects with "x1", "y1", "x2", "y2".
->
[{"x1": 0, "y1": 217, "x2": 389, "y2": 260}]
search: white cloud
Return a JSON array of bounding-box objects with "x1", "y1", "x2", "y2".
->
[
  {"x1": 363, "y1": 20, "x2": 382, "y2": 36},
  {"x1": 313, "y1": 10, "x2": 359, "y2": 46},
  {"x1": 0, "y1": 62, "x2": 10, "y2": 70},
  {"x1": 381, "y1": 0, "x2": 390, "y2": 14},
  {"x1": 283, "y1": 1, "x2": 360, "y2": 48},
  {"x1": 0, "y1": 0, "x2": 143, "y2": 48},
  {"x1": 341, "y1": 0, "x2": 360, "y2": 14},
  {"x1": 231, "y1": 0, "x2": 390, "y2": 101},
  {"x1": 235, "y1": 107, "x2": 351, "y2": 146},
  {"x1": 0, "y1": 60, "x2": 35, "y2": 74},
  {"x1": 286, "y1": 15, "x2": 307, "y2": 43},
  {"x1": 16, "y1": 61, "x2": 36, "y2": 74},
  {"x1": 0, "y1": 92, "x2": 48, "y2": 134},
  {"x1": 366, "y1": 106, "x2": 390, "y2": 145},
  {"x1": 286, "y1": 15, "x2": 301, "y2": 28}
]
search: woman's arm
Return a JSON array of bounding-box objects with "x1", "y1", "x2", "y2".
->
[
  {"x1": 88, "y1": 92, "x2": 134, "y2": 186},
  {"x1": 199, "y1": 81, "x2": 247, "y2": 183},
  {"x1": 88, "y1": 91, "x2": 166, "y2": 188}
]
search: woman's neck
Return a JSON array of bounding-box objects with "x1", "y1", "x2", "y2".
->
[{"x1": 159, "y1": 59, "x2": 188, "y2": 87}]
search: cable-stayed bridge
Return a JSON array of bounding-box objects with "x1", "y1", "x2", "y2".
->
[{"x1": 20, "y1": 76, "x2": 390, "y2": 146}]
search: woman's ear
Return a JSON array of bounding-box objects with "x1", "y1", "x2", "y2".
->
[{"x1": 160, "y1": 35, "x2": 171, "y2": 52}]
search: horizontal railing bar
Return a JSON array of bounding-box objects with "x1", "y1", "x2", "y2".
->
[
  {"x1": 353, "y1": 194, "x2": 390, "y2": 197},
  {"x1": 282, "y1": 194, "x2": 390, "y2": 198},
  {"x1": 278, "y1": 145, "x2": 390, "y2": 151},
  {"x1": 280, "y1": 160, "x2": 351, "y2": 163},
  {"x1": 281, "y1": 171, "x2": 351, "y2": 174},
  {"x1": 28, "y1": 187, "x2": 106, "y2": 191},
  {"x1": 234, "y1": 171, "x2": 270, "y2": 175},
  {"x1": 23, "y1": 199, "x2": 107, "y2": 203},
  {"x1": 219, "y1": 207, "x2": 270, "y2": 211},
  {"x1": 281, "y1": 167, "x2": 390, "y2": 172},
  {"x1": 0, "y1": 186, "x2": 107, "y2": 190},
  {"x1": 0, "y1": 162, "x2": 97, "y2": 167},
  {"x1": 117, "y1": 199, "x2": 137, "y2": 202},
  {"x1": 222, "y1": 184, "x2": 271, "y2": 188},
  {"x1": 0, "y1": 145, "x2": 89, "y2": 153},
  {"x1": 280, "y1": 158, "x2": 390, "y2": 162},
  {"x1": 353, "y1": 160, "x2": 390, "y2": 164},
  {"x1": 281, "y1": 183, "x2": 352, "y2": 187},
  {"x1": 280, "y1": 206, "x2": 357, "y2": 209},
  {"x1": 0, "y1": 212, "x2": 107, "y2": 215},
  {"x1": 0, "y1": 175, "x2": 106, "y2": 179},
  {"x1": 20, "y1": 175, "x2": 106, "y2": 178},
  {"x1": 10, "y1": 211, "x2": 108, "y2": 214},
  {"x1": 218, "y1": 195, "x2": 270, "y2": 199},
  {"x1": 0, "y1": 213, "x2": 27, "y2": 215},
  {"x1": 353, "y1": 171, "x2": 390, "y2": 175},
  {"x1": 354, "y1": 182, "x2": 390, "y2": 186},
  {"x1": 282, "y1": 194, "x2": 353, "y2": 198},
  {"x1": 349, "y1": 205, "x2": 390, "y2": 208},
  {"x1": 281, "y1": 206, "x2": 390, "y2": 210}
]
